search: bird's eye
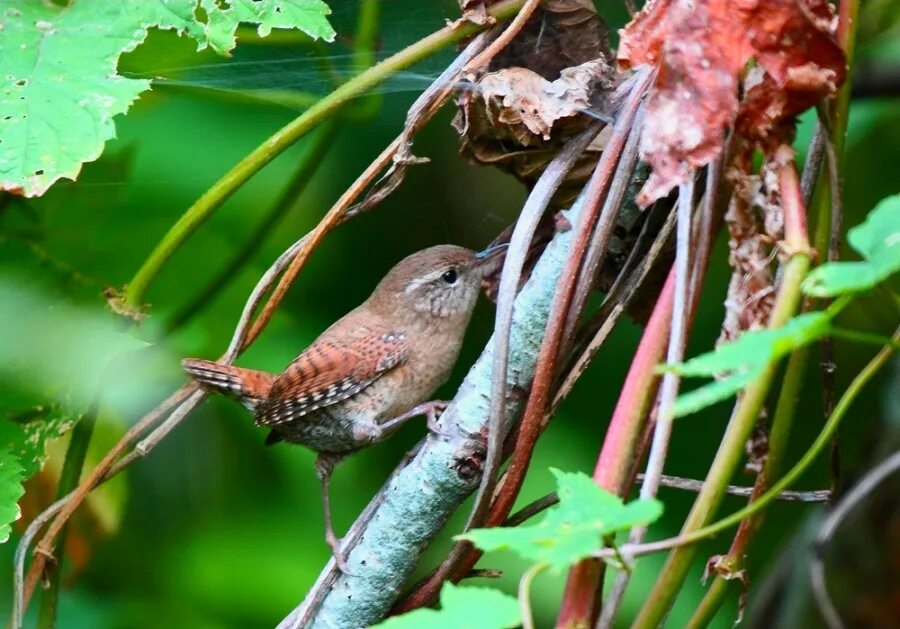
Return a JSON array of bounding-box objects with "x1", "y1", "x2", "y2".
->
[{"x1": 441, "y1": 268, "x2": 458, "y2": 284}]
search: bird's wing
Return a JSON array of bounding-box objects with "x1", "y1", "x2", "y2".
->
[{"x1": 255, "y1": 328, "x2": 407, "y2": 426}]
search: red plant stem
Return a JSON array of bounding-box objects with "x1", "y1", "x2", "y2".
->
[
  {"x1": 483, "y1": 69, "x2": 651, "y2": 526},
  {"x1": 557, "y1": 269, "x2": 676, "y2": 628},
  {"x1": 631, "y1": 149, "x2": 811, "y2": 628}
]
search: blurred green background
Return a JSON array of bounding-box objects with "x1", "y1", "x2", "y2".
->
[{"x1": 2, "y1": 1, "x2": 898, "y2": 627}]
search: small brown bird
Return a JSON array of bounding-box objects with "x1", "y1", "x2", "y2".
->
[{"x1": 182, "y1": 244, "x2": 504, "y2": 570}]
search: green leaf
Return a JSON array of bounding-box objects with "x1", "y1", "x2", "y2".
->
[
  {"x1": 0, "y1": 275, "x2": 156, "y2": 484},
  {"x1": 458, "y1": 469, "x2": 663, "y2": 572},
  {"x1": 664, "y1": 312, "x2": 832, "y2": 418},
  {"x1": 201, "y1": 0, "x2": 336, "y2": 54},
  {"x1": 0, "y1": 0, "x2": 334, "y2": 197},
  {"x1": 803, "y1": 194, "x2": 900, "y2": 297},
  {"x1": 0, "y1": 448, "x2": 26, "y2": 544},
  {"x1": 372, "y1": 583, "x2": 520, "y2": 629}
]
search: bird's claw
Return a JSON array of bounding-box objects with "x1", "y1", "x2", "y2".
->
[
  {"x1": 425, "y1": 400, "x2": 456, "y2": 439},
  {"x1": 326, "y1": 533, "x2": 357, "y2": 577}
]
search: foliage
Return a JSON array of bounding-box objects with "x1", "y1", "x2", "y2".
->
[
  {"x1": 0, "y1": 0, "x2": 334, "y2": 196},
  {"x1": 459, "y1": 469, "x2": 663, "y2": 572},
  {"x1": 0, "y1": 1, "x2": 898, "y2": 627},
  {"x1": 0, "y1": 448, "x2": 25, "y2": 544},
  {"x1": 372, "y1": 583, "x2": 520, "y2": 629},
  {"x1": 0, "y1": 277, "x2": 152, "y2": 485},
  {"x1": 802, "y1": 193, "x2": 900, "y2": 297},
  {"x1": 667, "y1": 192, "x2": 900, "y2": 418},
  {"x1": 664, "y1": 311, "x2": 833, "y2": 418}
]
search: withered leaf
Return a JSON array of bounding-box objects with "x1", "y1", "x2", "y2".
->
[
  {"x1": 460, "y1": 61, "x2": 610, "y2": 144},
  {"x1": 620, "y1": 0, "x2": 846, "y2": 206}
]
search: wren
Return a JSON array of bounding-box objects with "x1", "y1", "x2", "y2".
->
[{"x1": 182, "y1": 244, "x2": 504, "y2": 571}]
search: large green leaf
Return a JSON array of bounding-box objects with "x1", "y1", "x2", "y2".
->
[
  {"x1": 665, "y1": 312, "x2": 832, "y2": 417},
  {"x1": 459, "y1": 469, "x2": 663, "y2": 572},
  {"x1": 0, "y1": 0, "x2": 334, "y2": 197},
  {"x1": 803, "y1": 194, "x2": 900, "y2": 297},
  {"x1": 0, "y1": 448, "x2": 26, "y2": 544},
  {"x1": 372, "y1": 583, "x2": 520, "y2": 629}
]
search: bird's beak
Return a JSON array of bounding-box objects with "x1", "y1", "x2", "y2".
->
[{"x1": 474, "y1": 243, "x2": 509, "y2": 266}]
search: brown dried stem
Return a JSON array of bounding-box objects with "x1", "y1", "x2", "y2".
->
[{"x1": 463, "y1": 0, "x2": 542, "y2": 72}]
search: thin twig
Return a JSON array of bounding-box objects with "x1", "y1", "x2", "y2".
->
[
  {"x1": 15, "y1": 384, "x2": 196, "y2": 624},
  {"x1": 811, "y1": 451, "x2": 900, "y2": 629},
  {"x1": 165, "y1": 120, "x2": 341, "y2": 334},
  {"x1": 555, "y1": 203, "x2": 676, "y2": 408},
  {"x1": 505, "y1": 475, "x2": 831, "y2": 533},
  {"x1": 637, "y1": 474, "x2": 831, "y2": 502},
  {"x1": 518, "y1": 562, "x2": 547, "y2": 629},
  {"x1": 599, "y1": 179, "x2": 696, "y2": 628},
  {"x1": 562, "y1": 100, "x2": 647, "y2": 349},
  {"x1": 816, "y1": 102, "x2": 845, "y2": 495},
  {"x1": 463, "y1": 0, "x2": 542, "y2": 72}
]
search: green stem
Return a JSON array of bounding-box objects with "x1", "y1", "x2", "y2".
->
[
  {"x1": 36, "y1": 407, "x2": 98, "y2": 629},
  {"x1": 122, "y1": 0, "x2": 526, "y2": 309},
  {"x1": 667, "y1": 325, "x2": 897, "y2": 547},
  {"x1": 519, "y1": 562, "x2": 548, "y2": 629},
  {"x1": 829, "y1": 327, "x2": 900, "y2": 350},
  {"x1": 632, "y1": 252, "x2": 811, "y2": 628},
  {"x1": 164, "y1": 120, "x2": 340, "y2": 333},
  {"x1": 348, "y1": 0, "x2": 383, "y2": 120},
  {"x1": 686, "y1": 346, "x2": 811, "y2": 628}
]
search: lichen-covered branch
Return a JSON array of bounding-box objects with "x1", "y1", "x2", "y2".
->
[{"x1": 279, "y1": 191, "x2": 588, "y2": 629}]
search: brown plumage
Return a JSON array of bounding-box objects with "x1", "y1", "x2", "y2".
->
[{"x1": 182, "y1": 243, "x2": 504, "y2": 570}]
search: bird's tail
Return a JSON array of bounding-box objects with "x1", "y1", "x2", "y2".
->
[{"x1": 182, "y1": 358, "x2": 275, "y2": 412}]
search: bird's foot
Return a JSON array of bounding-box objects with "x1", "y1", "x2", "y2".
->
[
  {"x1": 423, "y1": 400, "x2": 454, "y2": 438},
  {"x1": 326, "y1": 530, "x2": 357, "y2": 577}
]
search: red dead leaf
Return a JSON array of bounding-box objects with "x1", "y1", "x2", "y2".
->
[{"x1": 619, "y1": 0, "x2": 845, "y2": 206}]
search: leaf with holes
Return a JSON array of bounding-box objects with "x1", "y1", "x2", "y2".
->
[
  {"x1": 372, "y1": 583, "x2": 520, "y2": 629},
  {"x1": 665, "y1": 311, "x2": 833, "y2": 417},
  {"x1": 458, "y1": 469, "x2": 663, "y2": 572},
  {"x1": 0, "y1": 0, "x2": 334, "y2": 197},
  {"x1": 0, "y1": 449, "x2": 25, "y2": 544},
  {"x1": 803, "y1": 194, "x2": 900, "y2": 298}
]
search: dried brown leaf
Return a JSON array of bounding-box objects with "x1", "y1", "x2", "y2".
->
[
  {"x1": 620, "y1": 0, "x2": 846, "y2": 206},
  {"x1": 719, "y1": 146, "x2": 776, "y2": 343}
]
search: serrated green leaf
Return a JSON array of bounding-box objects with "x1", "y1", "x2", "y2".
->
[
  {"x1": 202, "y1": 0, "x2": 335, "y2": 54},
  {"x1": 0, "y1": 406, "x2": 75, "y2": 481},
  {"x1": 0, "y1": 449, "x2": 26, "y2": 544},
  {"x1": 458, "y1": 469, "x2": 663, "y2": 572},
  {"x1": 372, "y1": 583, "x2": 520, "y2": 629},
  {"x1": 665, "y1": 312, "x2": 832, "y2": 418},
  {"x1": 803, "y1": 194, "x2": 900, "y2": 297},
  {"x1": 0, "y1": 0, "x2": 334, "y2": 196}
]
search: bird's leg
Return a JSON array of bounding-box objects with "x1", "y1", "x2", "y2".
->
[
  {"x1": 314, "y1": 452, "x2": 354, "y2": 575},
  {"x1": 379, "y1": 400, "x2": 452, "y2": 436}
]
